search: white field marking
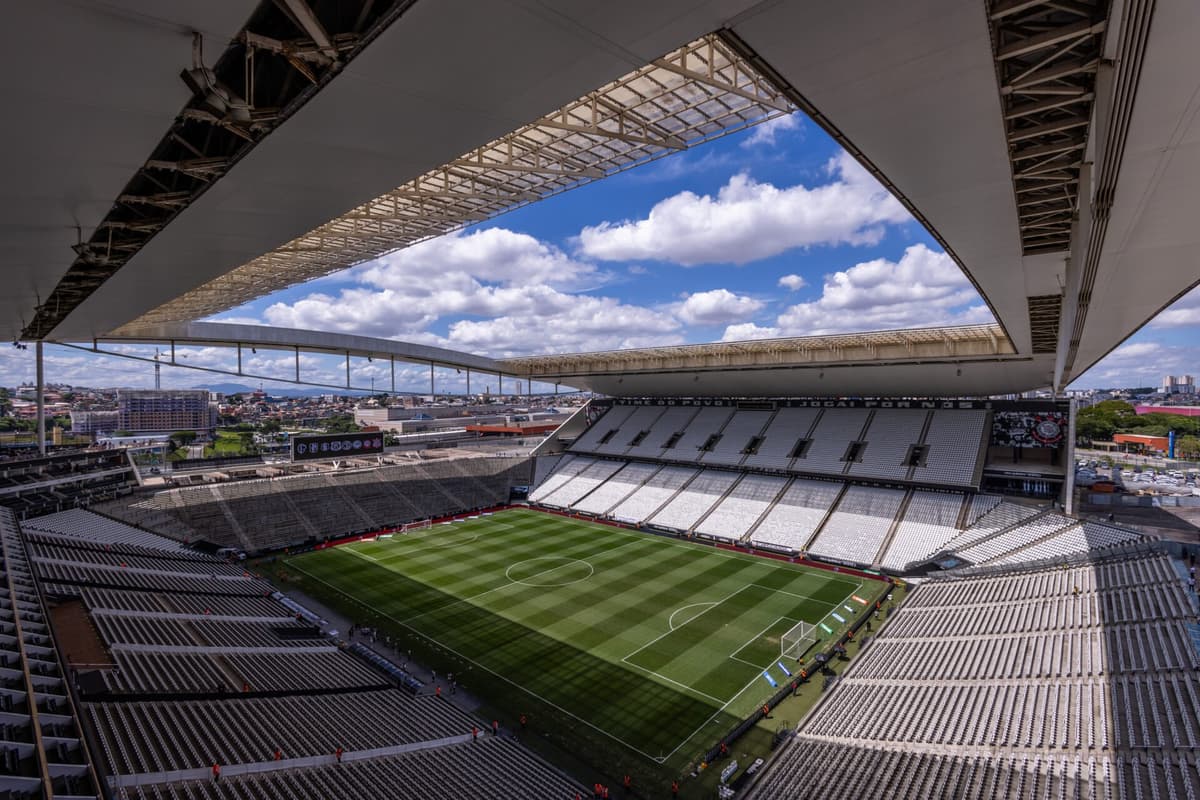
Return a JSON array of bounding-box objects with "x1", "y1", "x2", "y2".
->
[
  {"x1": 287, "y1": 561, "x2": 666, "y2": 762},
  {"x1": 659, "y1": 665, "x2": 769, "y2": 763},
  {"x1": 620, "y1": 662, "x2": 726, "y2": 706},
  {"x1": 505, "y1": 557, "x2": 594, "y2": 588},
  {"x1": 667, "y1": 602, "x2": 717, "y2": 631},
  {"x1": 729, "y1": 615, "x2": 805, "y2": 669},
  {"x1": 494, "y1": 509, "x2": 864, "y2": 594},
  {"x1": 621, "y1": 583, "x2": 756, "y2": 666},
  {"x1": 747, "y1": 583, "x2": 839, "y2": 608},
  {"x1": 395, "y1": 537, "x2": 645, "y2": 625}
]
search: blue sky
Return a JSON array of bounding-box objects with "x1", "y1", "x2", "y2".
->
[{"x1": 4, "y1": 112, "x2": 1198, "y2": 391}]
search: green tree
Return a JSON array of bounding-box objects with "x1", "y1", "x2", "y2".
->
[
  {"x1": 170, "y1": 430, "x2": 198, "y2": 448},
  {"x1": 1075, "y1": 400, "x2": 1137, "y2": 443},
  {"x1": 1176, "y1": 435, "x2": 1200, "y2": 460}
]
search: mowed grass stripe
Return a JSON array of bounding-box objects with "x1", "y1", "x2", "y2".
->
[
  {"x1": 287, "y1": 509, "x2": 874, "y2": 760},
  {"x1": 295, "y1": 547, "x2": 726, "y2": 757}
]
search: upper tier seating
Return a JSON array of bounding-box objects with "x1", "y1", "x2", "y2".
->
[
  {"x1": 794, "y1": 409, "x2": 870, "y2": 475},
  {"x1": 846, "y1": 409, "x2": 927, "y2": 481},
  {"x1": 910, "y1": 410, "x2": 989, "y2": 486},
  {"x1": 741, "y1": 407, "x2": 820, "y2": 471},
  {"x1": 700, "y1": 409, "x2": 773, "y2": 466}
]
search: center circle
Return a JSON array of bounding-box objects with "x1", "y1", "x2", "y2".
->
[{"x1": 505, "y1": 557, "x2": 594, "y2": 587}]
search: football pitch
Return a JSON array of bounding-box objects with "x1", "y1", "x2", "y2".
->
[{"x1": 284, "y1": 508, "x2": 881, "y2": 763}]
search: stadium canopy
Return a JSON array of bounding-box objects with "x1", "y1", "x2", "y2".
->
[{"x1": 6, "y1": 0, "x2": 1199, "y2": 396}]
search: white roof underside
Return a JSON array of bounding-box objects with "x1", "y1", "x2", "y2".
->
[{"x1": 6, "y1": 0, "x2": 1199, "y2": 397}]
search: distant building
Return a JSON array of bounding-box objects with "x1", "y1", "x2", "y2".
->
[
  {"x1": 117, "y1": 389, "x2": 217, "y2": 434},
  {"x1": 1113, "y1": 433, "x2": 1170, "y2": 454},
  {"x1": 1162, "y1": 375, "x2": 1196, "y2": 394},
  {"x1": 70, "y1": 409, "x2": 120, "y2": 436}
]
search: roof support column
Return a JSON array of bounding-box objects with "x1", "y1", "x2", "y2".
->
[
  {"x1": 236, "y1": 343, "x2": 243, "y2": 375},
  {"x1": 35, "y1": 341, "x2": 45, "y2": 456},
  {"x1": 429, "y1": 362, "x2": 434, "y2": 397},
  {"x1": 390, "y1": 357, "x2": 395, "y2": 393},
  {"x1": 466, "y1": 368, "x2": 471, "y2": 398},
  {"x1": 345, "y1": 351, "x2": 350, "y2": 389},
  {"x1": 295, "y1": 346, "x2": 300, "y2": 382}
]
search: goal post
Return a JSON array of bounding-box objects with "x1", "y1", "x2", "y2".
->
[
  {"x1": 780, "y1": 619, "x2": 817, "y2": 660},
  {"x1": 401, "y1": 519, "x2": 432, "y2": 533}
]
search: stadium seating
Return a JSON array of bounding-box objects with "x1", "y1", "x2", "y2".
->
[
  {"x1": 624, "y1": 406, "x2": 700, "y2": 459},
  {"x1": 749, "y1": 478, "x2": 843, "y2": 552},
  {"x1": 589, "y1": 405, "x2": 660, "y2": 455},
  {"x1": 807, "y1": 485, "x2": 905, "y2": 566},
  {"x1": 569, "y1": 461, "x2": 660, "y2": 516},
  {"x1": 608, "y1": 466, "x2": 697, "y2": 524},
  {"x1": 794, "y1": 409, "x2": 870, "y2": 475},
  {"x1": 749, "y1": 547, "x2": 1200, "y2": 800},
  {"x1": 117, "y1": 737, "x2": 583, "y2": 800},
  {"x1": 659, "y1": 406, "x2": 734, "y2": 461},
  {"x1": 99, "y1": 456, "x2": 530, "y2": 552},
  {"x1": 13, "y1": 505, "x2": 584, "y2": 800},
  {"x1": 648, "y1": 469, "x2": 740, "y2": 531},
  {"x1": 910, "y1": 409, "x2": 989, "y2": 486},
  {"x1": 0, "y1": 510, "x2": 100, "y2": 798},
  {"x1": 878, "y1": 490, "x2": 964, "y2": 571},
  {"x1": 694, "y1": 474, "x2": 788, "y2": 541},
  {"x1": 22, "y1": 508, "x2": 186, "y2": 552},
  {"x1": 533, "y1": 459, "x2": 624, "y2": 509},
  {"x1": 846, "y1": 409, "x2": 927, "y2": 481},
  {"x1": 700, "y1": 409, "x2": 773, "y2": 466},
  {"x1": 567, "y1": 403, "x2": 637, "y2": 452},
  {"x1": 741, "y1": 407, "x2": 821, "y2": 471}
]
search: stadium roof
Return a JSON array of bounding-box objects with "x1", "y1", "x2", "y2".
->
[{"x1": 7, "y1": 0, "x2": 1200, "y2": 397}]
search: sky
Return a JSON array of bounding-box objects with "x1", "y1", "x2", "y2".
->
[{"x1": 4, "y1": 111, "x2": 1198, "y2": 393}]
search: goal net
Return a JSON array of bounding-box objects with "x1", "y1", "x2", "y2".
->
[
  {"x1": 780, "y1": 620, "x2": 817, "y2": 660},
  {"x1": 401, "y1": 519, "x2": 432, "y2": 533}
]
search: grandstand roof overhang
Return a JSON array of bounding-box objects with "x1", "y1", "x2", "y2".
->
[
  {"x1": 8, "y1": 1, "x2": 1200, "y2": 397},
  {"x1": 499, "y1": 323, "x2": 1052, "y2": 398},
  {"x1": 92, "y1": 321, "x2": 502, "y2": 374}
]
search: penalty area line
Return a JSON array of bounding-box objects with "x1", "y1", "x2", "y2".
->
[{"x1": 285, "y1": 561, "x2": 666, "y2": 763}]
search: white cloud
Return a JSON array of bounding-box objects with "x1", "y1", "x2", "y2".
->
[
  {"x1": 1075, "y1": 339, "x2": 1196, "y2": 388},
  {"x1": 742, "y1": 113, "x2": 802, "y2": 148},
  {"x1": 721, "y1": 244, "x2": 991, "y2": 340},
  {"x1": 675, "y1": 289, "x2": 764, "y2": 326},
  {"x1": 721, "y1": 322, "x2": 782, "y2": 342},
  {"x1": 358, "y1": 227, "x2": 603, "y2": 291},
  {"x1": 1149, "y1": 285, "x2": 1200, "y2": 328},
  {"x1": 576, "y1": 150, "x2": 910, "y2": 266},
  {"x1": 777, "y1": 274, "x2": 807, "y2": 291}
]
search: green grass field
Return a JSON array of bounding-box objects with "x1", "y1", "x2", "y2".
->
[{"x1": 282, "y1": 508, "x2": 881, "y2": 777}]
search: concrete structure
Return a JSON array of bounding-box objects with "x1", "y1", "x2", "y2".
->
[
  {"x1": 69, "y1": 409, "x2": 120, "y2": 436},
  {"x1": 117, "y1": 390, "x2": 217, "y2": 435},
  {"x1": 3, "y1": 0, "x2": 1197, "y2": 402},
  {"x1": 1113, "y1": 433, "x2": 1171, "y2": 454},
  {"x1": 1162, "y1": 375, "x2": 1196, "y2": 394}
]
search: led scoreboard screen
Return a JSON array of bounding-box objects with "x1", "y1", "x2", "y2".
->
[{"x1": 292, "y1": 432, "x2": 385, "y2": 461}]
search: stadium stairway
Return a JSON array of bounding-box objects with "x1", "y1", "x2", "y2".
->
[
  {"x1": 798, "y1": 482, "x2": 849, "y2": 553},
  {"x1": 688, "y1": 472, "x2": 751, "y2": 537},
  {"x1": 870, "y1": 489, "x2": 914, "y2": 568},
  {"x1": 322, "y1": 474, "x2": 376, "y2": 530},
  {"x1": 208, "y1": 486, "x2": 253, "y2": 551}
]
